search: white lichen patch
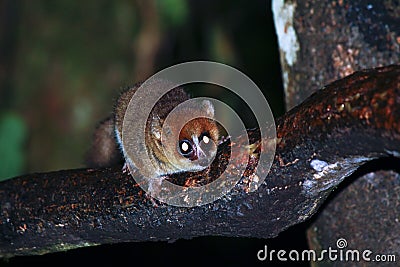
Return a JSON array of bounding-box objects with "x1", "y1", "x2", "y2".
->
[
  {"x1": 312, "y1": 161, "x2": 339, "y2": 180},
  {"x1": 303, "y1": 156, "x2": 372, "y2": 196},
  {"x1": 272, "y1": 0, "x2": 300, "y2": 66},
  {"x1": 310, "y1": 159, "x2": 329, "y2": 172},
  {"x1": 385, "y1": 149, "x2": 400, "y2": 158}
]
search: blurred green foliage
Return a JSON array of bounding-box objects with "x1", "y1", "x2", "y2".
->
[
  {"x1": 156, "y1": 0, "x2": 188, "y2": 27},
  {"x1": 0, "y1": 113, "x2": 27, "y2": 180}
]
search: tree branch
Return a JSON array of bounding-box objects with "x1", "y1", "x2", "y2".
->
[{"x1": 1, "y1": 65, "x2": 399, "y2": 258}]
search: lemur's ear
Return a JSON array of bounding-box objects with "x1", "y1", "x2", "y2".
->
[{"x1": 200, "y1": 100, "x2": 214, "y2": 117}]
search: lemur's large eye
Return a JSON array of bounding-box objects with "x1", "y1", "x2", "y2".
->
[
  {"x1": 179, "y1": 139, "x2": 196, "y2": 160},
  {"x1": 202, "y1": 134, "x2": 210, "y2": 144},
  {"x1": 199, "y1": 132, "x2": 213, "y2": 150}
]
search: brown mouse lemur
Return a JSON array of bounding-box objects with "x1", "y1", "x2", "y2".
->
[{"x1": 86, "y1": 80, "x2": 220, "y2": 179}]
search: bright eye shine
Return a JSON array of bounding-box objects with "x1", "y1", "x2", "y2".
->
[
  {"x1": 181, "y1": 141, "x2": 189, "y2": 152},
  {"x1": 202, "y1": 135, "x2": 210, "y2": 144}
]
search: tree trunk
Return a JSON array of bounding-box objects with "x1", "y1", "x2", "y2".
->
[{"x1": 272, "y1": 0, "x2": 400, "y2": 265}]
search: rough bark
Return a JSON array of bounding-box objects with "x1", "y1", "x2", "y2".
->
[
  {"x1": 273, "y1": 0, "x2": 400, "y2": 110},
  {"x1": 1, "y1": 65, "x2": 399, "y2": 258},
  {"x1": 272, "y1": 1, "x2": 400, "y2": 265}
]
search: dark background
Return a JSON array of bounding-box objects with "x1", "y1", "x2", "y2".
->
[{"x1": 0, "y1": 0, "x2": 310, "y2": 266}]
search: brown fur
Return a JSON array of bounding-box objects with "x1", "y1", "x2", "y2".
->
[
  {"x1": 87, "y1": 79, "x2": 219, "y2": 178},
  {"x1": 85, "y1": 116, "x2": 122, "y2": 167}
]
